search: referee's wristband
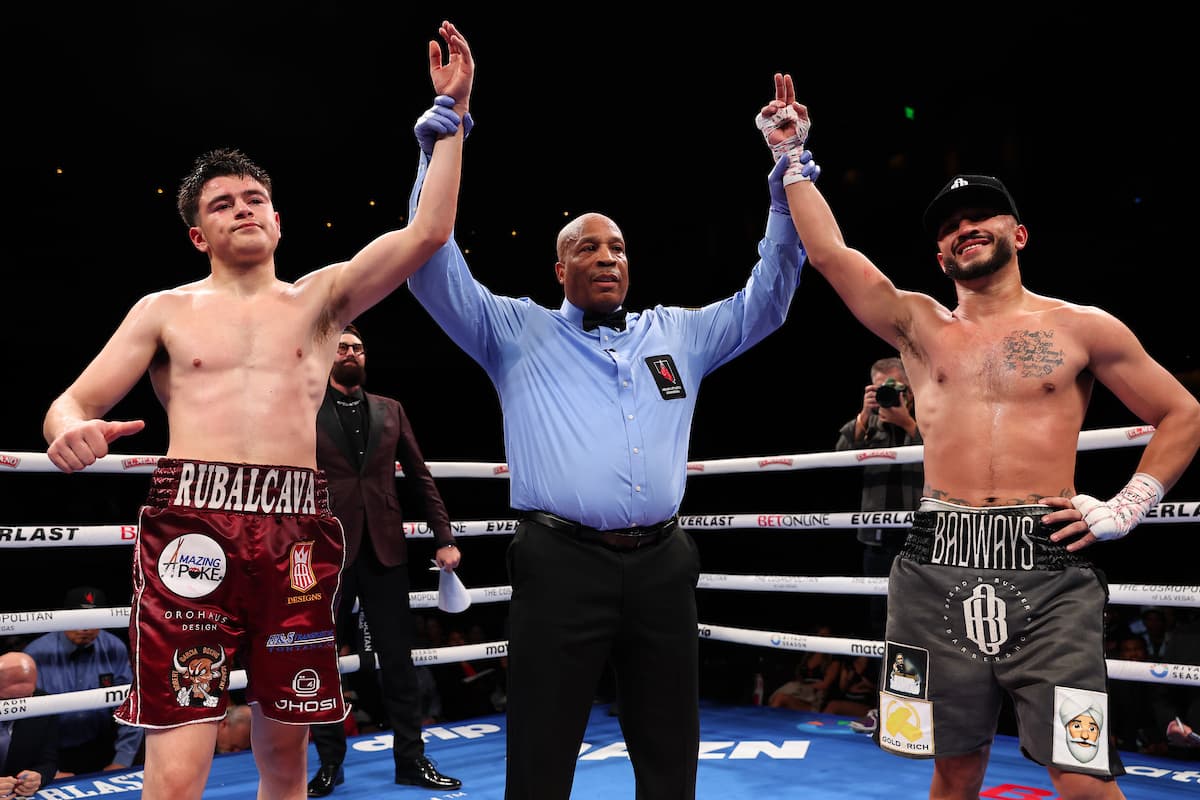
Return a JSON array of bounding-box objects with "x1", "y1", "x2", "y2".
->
[{"x1": 437, "y1": 540, "x2": 458, "y2": 549}]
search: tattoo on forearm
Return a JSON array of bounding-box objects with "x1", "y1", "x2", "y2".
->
[{"x1": 1002, "y1": 330, "x2": 1065, "y2": 377}]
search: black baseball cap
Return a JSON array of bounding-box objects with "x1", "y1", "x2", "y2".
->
[
  {"x1": 63, "y1": 585, "x2": 108, "y2": 609},
  {"x1": 922, "y1": 174, "x2": 1020, "y2": 237}
]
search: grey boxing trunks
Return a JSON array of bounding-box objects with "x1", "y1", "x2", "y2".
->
[{"x1": 877, "y1": 498, "x2": 1124, "y2": 778}]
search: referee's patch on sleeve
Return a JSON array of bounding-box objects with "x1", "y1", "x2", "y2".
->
[{"x1": 644, "y1": 355, "x2": 686, "y2": 400}]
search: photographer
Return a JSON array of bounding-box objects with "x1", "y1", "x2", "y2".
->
[{"x1": 835, "y1": 357, "x2": 923, "y2": 646}]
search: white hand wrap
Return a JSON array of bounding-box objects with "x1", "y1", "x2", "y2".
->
[
  {"x1": 1072, "y1": 472, "x2": 1165, "y2": 542},
  {"x1": 755, "y1": 107, "x2": 812, "y2": 185}
]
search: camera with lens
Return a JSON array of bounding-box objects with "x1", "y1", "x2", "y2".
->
[{"x1": 875, "y1": 378, "x2": 907, "y2": 409}]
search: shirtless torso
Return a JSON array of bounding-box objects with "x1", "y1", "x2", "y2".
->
[
  {"x1": 898, "y1": 292, "x2": 1098, "y2": 506},
  {"x1": 145, "y1": 273, "x2": 340, "y2": 467}
]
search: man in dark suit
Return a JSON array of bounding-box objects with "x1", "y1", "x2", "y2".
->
[
  {"x1": 0, "y1": 651, "x2": 59, "y2": 797},
  {"x1": 307, "y1": 323, "x2": 462, "y2": 797}
]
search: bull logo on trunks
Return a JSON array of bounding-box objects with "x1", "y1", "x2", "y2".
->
[{"x1": 170, "y1": 645, "x2": 228, "y2": 708}]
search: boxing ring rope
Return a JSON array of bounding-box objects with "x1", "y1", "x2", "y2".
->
[
  {"x1": 5, "y1": 423, "x2": 1200, "y2": 722},
  {"x1": 0, "y1": 424, "x2": 1158, "y2": 477}
]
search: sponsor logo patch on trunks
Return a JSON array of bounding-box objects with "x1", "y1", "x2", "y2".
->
[
  {"x1": 943, "y1": 576, "x2": 1033, "y2": 660},
  {"x1": 1052, "y1": 686, "x2": 1113, "y2": 773},
  {"x1": 170, "y1": 644, "x2": 228, "y2": 708},
  {"x1": 273, "y1": 668, "x2": 340, "y2": 714},
  {"x1": 265, "y1": 629, "x2": 336, "y2": 652},
  {"x1": 878, "y1": 692, "x2": 934, "y2": 756},
  {"x1": 930, "y1": 510, "x2": 1037, "y2": 570},
  {"x1": 158, "y1": 534, "x2": 226, "y2": 599},
  {"x1": 290, "y1": 541, "x2": 317, "y2": 593},
  {"x1": 170, "y1": 462, "x2": 317, "y2": 515},
  {"x1": 884, "y1": 642, "x2": 929, "y2": 699}
]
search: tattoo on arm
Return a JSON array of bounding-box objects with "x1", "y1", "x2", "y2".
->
[{"x1": 1002, "y1": 330, "x2": 1065, "y2": 377}]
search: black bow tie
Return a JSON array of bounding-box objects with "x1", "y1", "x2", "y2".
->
[{"x1": 582, "y1": 308, "x2": 628, "y2": 332}]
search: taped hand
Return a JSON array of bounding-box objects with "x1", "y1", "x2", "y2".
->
[{"x1": 1072, "y1": 473, "x2": 1164, "y2": 542}]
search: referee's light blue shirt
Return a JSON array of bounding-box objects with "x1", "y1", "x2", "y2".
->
[{"x1": 408, "y1": 155, "x2": 804, "y2": 530}]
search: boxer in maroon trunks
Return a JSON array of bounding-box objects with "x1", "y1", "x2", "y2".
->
[
  {"x1": 118, "y1": 459, "x2": 347, "y2": 729},
  {"x1": 43, "y1": 22, "x2": 471, "y2": 799}
]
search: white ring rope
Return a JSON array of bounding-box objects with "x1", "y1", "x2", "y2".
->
[
  {"x1": 0, "y1": 424, "x2": 1158, "y2": 477},
  {"x1": 0, "y1": 645, "x2": 509, "y2": 722},
  {"x1": 5, "y1": 421, "x2": 1197, "y2": 723},
  {"x1": 5, "y1": 579, "x2": 1199, "y2": 641},
  {"x1": 5, "y1": 624, "x2": 1199, "y2": 722},
  {"x1": 7, "y1": 502, "x2": 1200, "y2": 549}
]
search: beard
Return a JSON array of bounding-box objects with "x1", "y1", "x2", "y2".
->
[
  {"x1": 1065, "y1": 735, "x2": 1100, "y2": 763},
  {"x1": 942, "y1": 235, "x2": 1014, "y2": 281},
  {"x1": 331, "y1": 360, "x2": 365, "y2": 388}
]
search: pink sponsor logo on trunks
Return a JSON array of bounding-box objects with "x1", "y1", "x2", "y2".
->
[{"x1": 171, "y1": 462, "x2": 317, "y2": 514}]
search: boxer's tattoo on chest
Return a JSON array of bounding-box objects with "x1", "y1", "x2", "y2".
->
[{"x1": 1002, "y1": 330, "x2": 1064, "y2": 377}]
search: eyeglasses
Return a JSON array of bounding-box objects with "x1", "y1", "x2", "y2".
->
[{"x1": 336, "y1": 342, "x2": 365, "y2": 355}]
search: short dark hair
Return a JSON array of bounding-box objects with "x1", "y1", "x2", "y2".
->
[
  {"x1": 342, "y1": 323, "x2": 362, "y2": 342},
  {"x1": 176, "y1": 147, "x2": 273, "y2": 227}
]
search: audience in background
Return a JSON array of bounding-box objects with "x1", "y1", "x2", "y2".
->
[
  {"x1": 1138, "y1": 607, "x2": 1174, "y2": 660},
  {"x1": 822, "y1": 655, "x2": 879, "y2": 720},
  {"x1": 214, "y1": 704, "x2": 252, "y2": 755},
  {"x1": 433, "y1": 629, "x2": 500, "y2": 722},
  {"x1": 0, "y1": 651, "x2": 59, "y2": 796},
  {"x1": 1108, "y1": 635, "x2": 1170, "y2": 755},
  {"x1": 767, "y1": 627, "x2": 841, "y2": 712},
  {"x1": 23, "y1": 586, "x2": 143, "y2": 777}
]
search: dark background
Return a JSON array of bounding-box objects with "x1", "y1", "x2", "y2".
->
[{"x1": 3, "y1": 8, "x2": 1197, "y2": 700}]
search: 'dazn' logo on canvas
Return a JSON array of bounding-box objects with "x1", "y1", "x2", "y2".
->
[{"x1": 644, "y1": 355, "x2": 686, "y2": 400}]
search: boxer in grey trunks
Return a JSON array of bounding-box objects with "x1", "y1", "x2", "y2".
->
[
  {"x1": 767, "y1": 73, "x2": 1200, "y2": 799},
  {"x1": 884, "y1": 500, "x2": 1117, "y2": 777}
]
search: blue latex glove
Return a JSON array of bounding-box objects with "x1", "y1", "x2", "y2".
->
[
  {"x1": 768, "y1": 156, "x2": 789, "y2": 214},
  {"x1": 769, "y1": 149, "x2": 820, "y2": 213},
  {"x1": 414, "y1": 95, "x2": 474, "y2": 156},
  {"x1": 798, "y1": 149, "x2": 820, "y2": 184}
]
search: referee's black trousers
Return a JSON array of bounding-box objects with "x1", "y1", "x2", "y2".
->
[{"x1": 504, "y1": 517, "x2": 700, "y2": 800}]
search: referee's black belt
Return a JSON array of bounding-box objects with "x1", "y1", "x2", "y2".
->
[{"x1": 520, "y1": 510, "x2": 678, "y2": 551}]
